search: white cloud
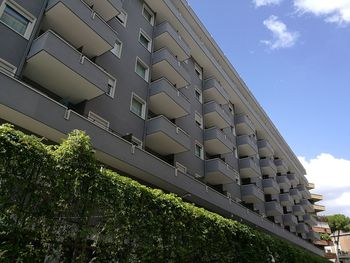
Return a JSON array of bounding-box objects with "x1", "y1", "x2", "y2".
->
[
  {"x1": 253, "y1": 0, "x2": 283, "y2": 7},
  {"x1": 294, "y1": 0, "x2": 350, "y2": 25},
  {"x1": 261, "y1": 16, "x2": 299, "y2": 49},
  {"x1": 298, "y1": 153, "x2": 350, "y2": 216}
]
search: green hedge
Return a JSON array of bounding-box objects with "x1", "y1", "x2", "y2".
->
[{"x1": 0, "y1": 124, "x2": 327, "y2": 263}]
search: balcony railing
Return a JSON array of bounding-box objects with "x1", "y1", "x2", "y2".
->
[
  {"x1": 154, "y1": 21, "x2": 191, "y2": 61},
  {"x1": 205, "y1": 158, "x2": 239, "y2": 185},
  {"x1": 203, "y1": 101, "x2": 232, "y2": 129},
  {"x1": 239, "y1": 156, "x2": 261, "y2": 178},
  {"x1": 257, "y1": 139, "x2": 274, "y2": 157},
  {"x1": 204, "y1": 127, "x2": 234, "y2": 155},
  {"x1": 43, "y1": 0, "x2": 118, "y2": 57},
  {"x1": 24, "y1": 30, "x2": 111, "y2": 104},
  {"x1": 235, "y1": 114, "x2": 255, "y2": 136},
  {"x1": 149, "y1": 78, "x2": 190, "y2": 119},
  {"x1": 262, "y1": 178, "x2": 280, "y2": 195},
  {"x1": 84, "y1": 0, "x2": 122, "y2": 21},
  {"x1": 145, "y1": 116, "x2": 190, "y2": 155},
  {"x1": 203, "y1": 78, "x2": 229, "y2": 105},
  {"x1": 236, "y1": 134, "x2": 258, "y2": 157},
  {"x1": 152, "y1": 48, "x2": 190, "y2": 88}
]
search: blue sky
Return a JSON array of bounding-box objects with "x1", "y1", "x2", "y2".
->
[{"x1": 187, "y1": 0, "x2": 350, "y2": 216}]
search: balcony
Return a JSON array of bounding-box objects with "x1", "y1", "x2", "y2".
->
[
  {"x1": 287, "y1": 173, "x2": 299, "y2": 187},
  {"x1": 145, "y1": 116, "x2": 190, "y2": 155},
  {"x1": 311, "y1": 194, "x2": 323, "y2": 202},
  {"x1": 307, "y1": 231, "x2": 320, "y2": 241},
  {"x1": 239, "y1": 156, "x2": 261, "y2": 179},
  {"x1": 257, "y1": 139, "x2": 274, "y2": 157},
  {"x1": 262, "y1": 178, "x2": 280, "y2": 195},
  {"x1": 274, "y1": 159, "x2": 288, "y2": 174},
  {"x1": 42, "y1": 0, "x2": 118, "y2": 57},
  {"x1": 296, "y1": 223, "x2": 310, "y2": 234},
  {"x1": 235, "y1": 114, "x2": 255, "y2": 136},
  {"x1": 265, "y1": 201, "x2": 283, "y2": 217},
  {"x1": 292, "y1": 204, "x2": 306, "y2": 216},
  {"x1": 259, "y1": 158, "x2": 277, "y2": 177},
  {"x1": 307, "y1": 182, "x2": 315, "y2": 190},
  {"x1": 276, "y1": 175, "x2": 291, "y2": 191},
  {"x1": 290, "y1": 188, "x2": 302, "y2": 202},
  {"x1": 23, "y1": 31, "x2": 110, "y2": 104},
  {"x1": 303, "y1": 214, "x2": 317, "y2": 226},
  {"x1": 297, "y1": 184, "x2": 312, "y2": 199},
  {"x1": 152, "y1": 48, "x2": 190, "y2": 88},
  {"x1": 203, "y1": 78, "x2": 229, "y2": 105},
  {"x1": 204, "y1": 128, "x2": 234, "y2": 155},
  {"x1": 205, "y1": 158, "x2": 239, "y2": 185},
  {"x1": 282, "y1": 214, "x2": 298, "y2": 226},
  {"x1": 279, "y1": 193, "x2": 294, "y2": 206},
  {"x1": 313, "y1": 204, "x2": 326, "y2": 213},
  {"x1": 84, "y1": 0, "x2": 122, "y2": 21},
  {"x1": 236, "y1": 134, "x2": 258, "y2": 157},
  {"x1": 313, "y1": 240, "x2": 333, "y2": 246},
  {"x1": 149, "y1": 78, "x2": 190, "y2": 119},
  {"x1": 153, "y1": 21, "x2": 190, "y2": 61},
  {"x1": 203, "y1": 101, "x2": 232, "y2": 129},
  {"x1": 241, "y1": 184, "x2": 265, "y2": 204},
  {"x1": 300, "y1": 199, "x2": 315, "y2": 213}
]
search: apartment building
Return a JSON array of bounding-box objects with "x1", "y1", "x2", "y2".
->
[
  {"x1": 0, "y1": 0, "x2": 324, "y2": 256},
  {"x1": 325, "y1": 232, "x2": 350, "y2": 262}
]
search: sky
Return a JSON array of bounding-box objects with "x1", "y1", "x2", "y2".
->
[{"x1": 187, "y1": 0, "x2": 350, "y2": 216}]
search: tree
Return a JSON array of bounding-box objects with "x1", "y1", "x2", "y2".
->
[{"x1": 326, "y1": 214, "x2": 350, "y2": 263}]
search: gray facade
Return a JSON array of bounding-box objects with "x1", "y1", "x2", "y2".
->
[{"x1": 0, "y1": 0, "x2": 324, "y2": 256}]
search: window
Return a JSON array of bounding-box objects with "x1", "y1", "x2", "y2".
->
[
  {"x1": 195, "y1": 142, "x2": 204, "y2": 160},
  {"x1": 194, "y1": 63, "x2": 202, "y2": 80},
  {"x1": 195, "y1": 112, "x2": 203, "y2": 129},
  {"x1": 228, "y1": 103, "x2": 234, "y2": 115},
  {"x1": 176, "y1": 162, "x2": 187, "y2": 174},
  {"x1": 116, "y1": 10, "x2": 127, "y2": 26},
  {"x1": 0, "y1": 58, "x2": 16, "y2": 76},
  {"x1": 142, "y1": 4, "x2": 154, "y2": 25},
  {"x1": 0, "y1": 1, "x2": 35, "y2": 39},
  {"x1": 135, "y1": 58, "x2": 149, "y2": 82},
  {"x1": 107, "y1": 78, "x2": 116, "y2": 98},
  {"x1": 111, "y1": 39, "x2": 122, "y2": 58},
  {"x1": 194, "y1": 87, "x2": 202, "y2": 103},
  {"x1": 130, "y1": 93, "x2": 146, "y2": 119},
  {"x1": 139, "y1": 29, "x2": 152, "y2": 52},
  {"x1": 88, "y1": 111, "x2": 109, "y2": 129},
  {"x1": 234, "y1": 148, "x2": 238, "y2": 159},
  {"x1": 231, "y1": 126, "x2": 236, "y2": 136}
]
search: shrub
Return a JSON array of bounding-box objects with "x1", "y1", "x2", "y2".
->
[{"x1": 0, "y1": 124, "x2": 327, "y2": 262}]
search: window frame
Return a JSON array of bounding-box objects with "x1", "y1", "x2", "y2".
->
[
  {"x1": 111, "y1": 38, "x2": 123, "y2": 58},
  {"x1": 0, "y1": 1, "x2": 36, "y2": 40},
  {"x1": 138, "y1": 29, "x2": 152, "y2": 52},
  {"x1": 142, "y1": 4, "x2": 154, "y2": 26},
  {"x1": 116, "y1": 9, "x2": 127, "y2": 27},
  {"x1": 135, "y1": 57, "x2": 149, "y2": 82},
  {"x1": 228, "y1": 103, "x2": 234, "y2": 115},
  {"x1": 195, "y1": 111, "x2": 203, "y2": 129},
  {"x1": 194, "y1": 142, "x2": 204, "y2": 160},
  {"x1": 107, "y1": 77, "x2": 116, "y2": 98},
  {"x1": 194, "y1": 63, "x2": 203, "y2": 80},
  {"x1": 194, "y1": 87, "x2": 203, "y2": 103},
  {"x1": 130, "y1": 92, "x2": 146, "y2": 119}
]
